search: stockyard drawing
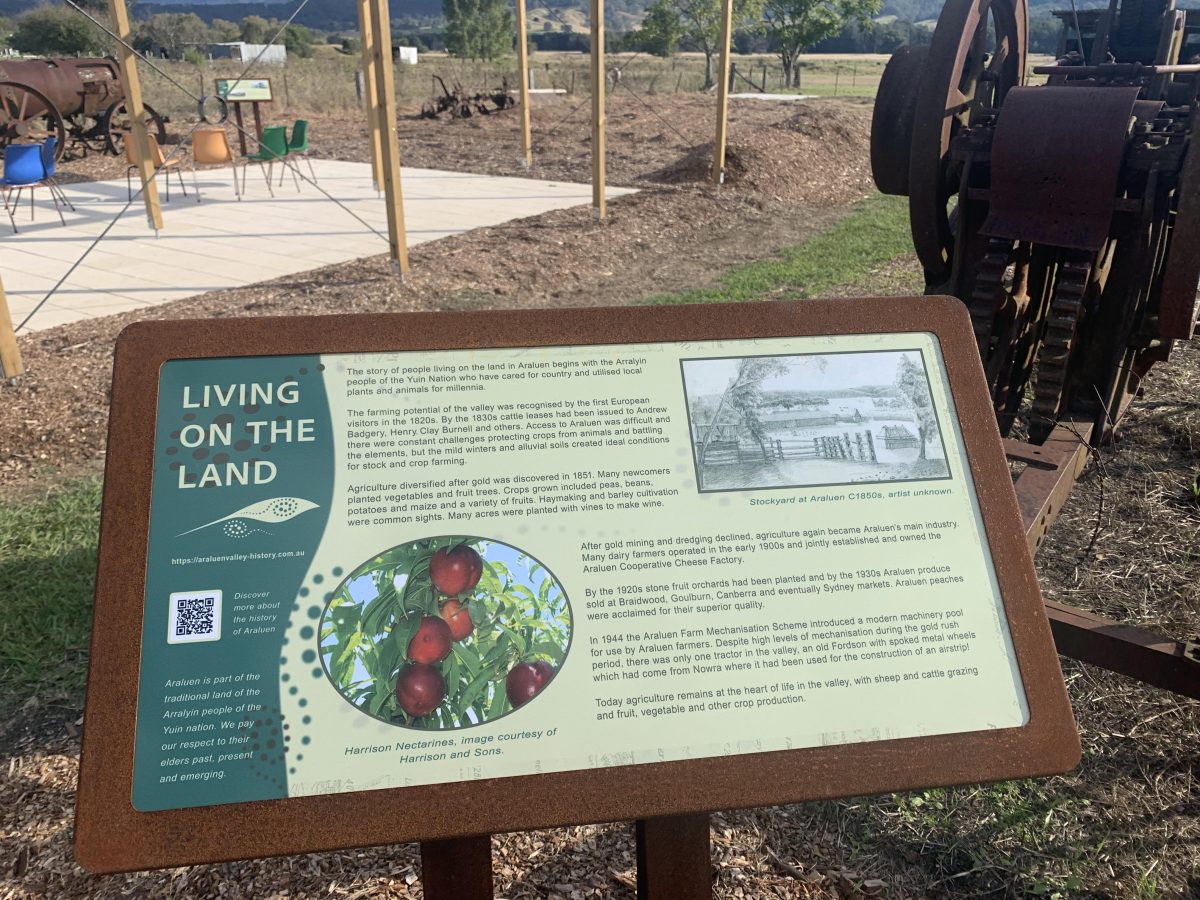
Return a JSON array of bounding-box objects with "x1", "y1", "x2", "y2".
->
[{"x1": 681, "y1": 350, "x2": 951, "y2": 492}]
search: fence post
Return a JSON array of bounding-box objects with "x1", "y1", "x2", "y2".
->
[
  {"x1": 0, "y1": 272, "x2": 23, "y2": 378},
  {"x1": 515, "y1": 0, "x2": 533, "y2": 167},
  {"x1": 776, "y1": 439, "x2": 783, "y2": 459},
  {"x1": 813, "y1": 438, "x2": 819, "y2": 457},
  {"x1": 865, "y1": 430, "x2": 877, "y2": 461}
]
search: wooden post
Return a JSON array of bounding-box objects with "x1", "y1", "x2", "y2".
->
[
  {"x1": 515, "y1": 0, "x2": 533, "y2": 168},
  {"x1": 420, "y1": 836, "x2": 493, "y2": 900},
  {"x1": 358, "y1": 0, "x2": 384, "y2": 191},
  {"x1": 636, "y1": 814, "x2": 711, "y2": 900},
  {"x1": 590, "y1": 0, "x2": 606, "y2": 218},
  {"x1": 107, "y1": 0, "x2": 162, "y2": 231},
  {"x1": 233, "y1": 103, "x2": 248, "y2": 155},
  {"x1": 711, "y1": 0, "x2": 734, "y2": 185},
  {"x1": 0, "y1": 272, "x2": 23, "y2": 379},
  {"x1": 366, "y1": 0, "x2": 410, "y2": 274}
]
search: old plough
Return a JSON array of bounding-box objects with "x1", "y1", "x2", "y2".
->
[
  {"x1": 420, "y1": 74, "x2": 515, "y2": 119},
  {"x1": 871, "y1": 0, "x2": 1200, "y2": 696}
]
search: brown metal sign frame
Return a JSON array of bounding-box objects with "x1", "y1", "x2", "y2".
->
[{"x1": 75, "y1": 297, "x2": 1080, "y2": 877}]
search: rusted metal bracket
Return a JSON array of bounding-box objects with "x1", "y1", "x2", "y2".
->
[
  {"x1": 1007, "y1": 419, "x2": 1200, "y2": 699},
  {"x1": 1045, "y1": 602, "x2": 1200, "y2": 699},
  {"x1": 1009, "y1": 418, "x2": 1093, "y2": 555}
]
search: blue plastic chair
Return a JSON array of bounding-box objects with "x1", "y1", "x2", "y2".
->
[
  {"x1": 1, "y1": 137, "x2": 72, "y2": 232},
  {"x1": 40, "y1": 136, "x2": 75, "y2": 214}
]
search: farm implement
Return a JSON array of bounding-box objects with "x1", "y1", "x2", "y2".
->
[
  {"x1": 0, "y1": 56, "x2": 167, "y2": 160},
  {"x1": 420, "y1": 74, "x2": 516, "y2": 119},
  {"x1": 871, "y1": 0, "x2": 1200, "y2": 697}
]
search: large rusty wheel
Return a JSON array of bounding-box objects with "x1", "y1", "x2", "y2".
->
[
  {"x1": 102, "y1": 101, "x2": 167, "y2": 156},
  {"x1": 0, "y1": 81, "x2": 66, "y2": 159},
  {"x1": 909, "y1": 0, "x2": 1027, "y2": 290},
  {"x1": 870, "y1": 45, "x2": 927, "y2": 196}
]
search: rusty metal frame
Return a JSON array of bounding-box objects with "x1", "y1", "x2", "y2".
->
[{"x1": 1006, "y1": 420, "x2": 1200, "y2": 699}]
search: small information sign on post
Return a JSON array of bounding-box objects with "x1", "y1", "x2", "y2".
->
[
  {"x1": 215, "y1": 77, "x2": 273, "y2": 155},
  {"x1": 75, "y1": 298, "x2": 1078, "y2": 893}
]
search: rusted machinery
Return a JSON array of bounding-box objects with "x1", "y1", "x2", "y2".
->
[
  {"x1": 0, "y1": 56, "x2": 167, "y2": 159},
  {"x1": 871, "y1": 0, "x2": 1200, "y2": 697},
  {"x1": 420, "y1": 74, "x2": 516, "y2": 119}
]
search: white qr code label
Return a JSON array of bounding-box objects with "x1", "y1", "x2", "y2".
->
[{"x1": 168, "y1": 590, "x2": 222, "y2": 644}]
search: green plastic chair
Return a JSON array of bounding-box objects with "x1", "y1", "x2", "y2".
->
[
  {"x1": 284, "y1": 119, "x2": 316, "y2": 186},
  {"x1": 238, "y1": 125, "x2": 289, "y2": 197}
]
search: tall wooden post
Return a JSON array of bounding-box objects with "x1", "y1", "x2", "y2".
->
[
  {"x1": 590, "y1": 0, "x2": 606, "y2": 218},
  {"x1": 711, "y1": 0, "x2": 735, "y2": 185},
  {"x1": 358, "y1": 0, "x2": 384, "y2": 192},
  {"x1": 366, "y1": 0, "x2": 410, "y2": 275},
  {"x1": 0, "y1": 273, "x2": 23, "y2": 379},
  {"x1": 515, "y1": 0, "x2": 533, "y2": 168},
  {"x1": 107, "y1": 0, "x2": 163, "y2": 231}
]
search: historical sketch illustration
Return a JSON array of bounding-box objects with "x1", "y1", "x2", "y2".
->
[{"x1": 681, "y1": 350, "x2": 951, "y2": 492}]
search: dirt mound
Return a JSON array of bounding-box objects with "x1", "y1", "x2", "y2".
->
[{"x1": 646, "y1": 104, "x2": 872, "y2": 205}]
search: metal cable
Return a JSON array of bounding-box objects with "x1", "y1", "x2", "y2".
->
[
  {"x1": 617, "y1": 78, "x2": 698, "y2": 149},
  {"x1": 15, "y1": 118, "x2": 205, "y2": 332},
  {"x1": 15, "y1": 0, "x2": 390, "y2": 331}
]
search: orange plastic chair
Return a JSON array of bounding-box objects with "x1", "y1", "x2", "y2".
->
[
  {"x1": 125, "y1": 134, "x2": 186, "y2": 202},
  {"x1": 190, "y1": 127, "x2": 239, "y2": 202}
]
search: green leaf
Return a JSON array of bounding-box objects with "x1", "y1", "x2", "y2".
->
[
  {"x1": 498, "y1": 622, "x2": 527, "y2": 654},
  {"x1": 478, "y1": 563, "x2": 503, "y2": 596},
  {"x1": 458, "y1": 667, "x2": 494, "y2": 711},
  {"x1": 337, "y1": 631, "x2": 364, "y2": 668},
  {"x1": 487, "y1": 682, "x2": 510, "y2": 718},
  {"x1": 452, "y1": 642, "x2": 481, "y2": 676}
]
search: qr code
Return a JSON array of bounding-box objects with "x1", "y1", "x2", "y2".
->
[{"x1": 168, "y1": 590, "x2": 222, "y2": 644}]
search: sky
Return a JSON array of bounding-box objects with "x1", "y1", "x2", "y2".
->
[{"x1": 682, "y1": 350, "x2": 922, "y2": 399}]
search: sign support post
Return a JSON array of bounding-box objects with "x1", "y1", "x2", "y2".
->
[
  {"x1": 107, "y1": 0, "x2": 163, "y2": 231},
  {"x1": 637, "y1": 814, "x2": 713, "y2": 899},
  {"x1": 712, "y1": 0, "x2": 735, "y2": 185},
  {"x1": 366, "y1": 0, "x2": 410, "y2": 274},
  {"x1": 357, "y1": 0, "x2": 384, "y2": 192},
  {"x1": 420, "y1": 836, "x2": 493, "y2": 900},
  {"x1": 590, "y1": 0, "x2": 606, "y2": 218},
  {"x1": 0, "y1": 272, "x2": 23, "y2": 378},
  {"x1": 516, "y1": 0, "x2": 533, "y2": 168}
]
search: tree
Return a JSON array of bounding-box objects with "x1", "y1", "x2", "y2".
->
[
  {"x1": 10, "y1": 6, "x2": 107, "y2": 56},
  {"x1": 138, "y1": 12, "x2": 207, "y2": 58},
  {"x1": 631, "y1": 2, "x2": 682, "y2": 56},
  {"x1": 239, "y1": 15, "x2": 270, "y2": 44},
  {"x1": 209, "y1": 18, "x2": 242, "y2": 42},
  {"x1": 443, "y1": 0, "x2": 514, "y2": 61},
  {"x1": 894, "y1": 354, "x2": 938, "y2": 461},
  {"x1": 282, "y1": 23, "x2": 314, "y2": 57},
  {"x1": 763, "y1": 0, "x2": 879, "y2": 88},
  {"x1": 634, "y1": 0, "x2": 763, "y2": 89},
  {"x1": 694, "y1": 357, "x2": 789, "y2": 487}
]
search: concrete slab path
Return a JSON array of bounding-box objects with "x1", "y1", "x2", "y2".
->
[{"x1": 0, "y1": 159, "x2": 634, "y2": 333}]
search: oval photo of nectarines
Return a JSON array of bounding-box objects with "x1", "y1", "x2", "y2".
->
[{"x1": 319, "y1": 536, "x2": 571, "y2": 729}]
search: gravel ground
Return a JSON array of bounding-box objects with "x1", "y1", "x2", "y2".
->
[{"x1": 3, "y1": 94, "x2": 1200, "y2": 899}]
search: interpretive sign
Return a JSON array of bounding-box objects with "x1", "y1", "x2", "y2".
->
[
  {"x1": 215, "y1": 77, "x2": 273, "y2": 103},
  {"x1": 76, "y1": 298, "x2": 1079, "y2": 873}
]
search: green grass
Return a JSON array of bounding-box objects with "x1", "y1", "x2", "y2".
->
[
  {"x1": 640, "y1": 193, "x2": 911, "y2": 306},
  {"x1": 0, "y1": 478, "x2": 102, "y2": 716}
]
